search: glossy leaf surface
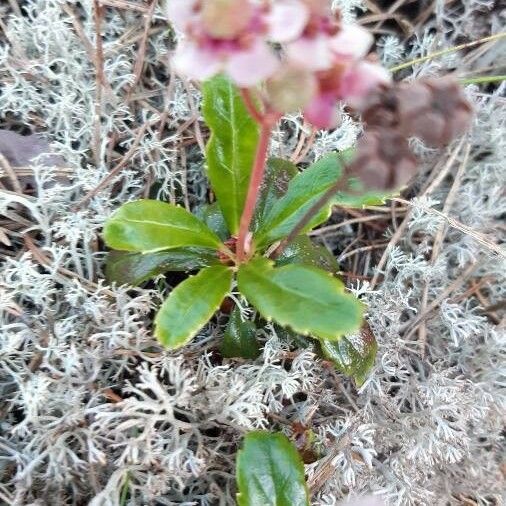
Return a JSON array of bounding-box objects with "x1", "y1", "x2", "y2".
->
[
  {"x1": 254, "y1": 153, "x2": 346, "y2": 248},
  {"x1": 320, "y1": 323, "x2": 378, "y2": 386},
  {"x1": 202, "y1": 75, "x2": 259, "y2": 234},
  {"x1": 333, "y1": 176, "x2": 396, "y2": 208},
  {"x1": 236, "y1": 431, "x2": 309, "y2": 506},
  {"x1": 155, "y1": 265, "x2": 232, "y2": 349},
  {"x1": 253, "y1": 157, "x2": 298, "y2": 231},
  {"x1": 104, "y1": 200, "x2": 222, "y2": 253},
  {"x1": 237, "y1": 258, "x2": 363, "y2": 341},
  {"x1": 220, "y1": 306, "x2": 260, "y2": 359},
  {"x1": 105, "y1": 248, "x2": 219, "y2": 286},
  {"x1": 195, "y1": 202, "x2": 230, "y2": 241},
  {"x1": 275, "y1": 235, "x2": 339, "y2": 273}
]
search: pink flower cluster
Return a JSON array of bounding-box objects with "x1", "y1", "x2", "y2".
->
[{"x1": 167, "y1": 0, "x2": 390, "y2": 128}]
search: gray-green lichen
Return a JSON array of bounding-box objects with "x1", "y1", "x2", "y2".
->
[{"x1": 0, "y1": 1, "x2": 504, "y2": 505}]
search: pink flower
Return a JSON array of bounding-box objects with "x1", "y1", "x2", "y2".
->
[
  {"x1": 167, "y1": 0, "x2": 309, "y2": 86},
  {"x1": 277, "y1": 1, "x2": 390, "y2": 127},
  {"x1": 302, "y1": 60, "x2": 391, "y2": 128},
  {"x1": 285, "y1": 2, "x2": 373, "y2": 70},
  {"x1": 340, "y1": 61, "x2": 392, "y2": 109}
]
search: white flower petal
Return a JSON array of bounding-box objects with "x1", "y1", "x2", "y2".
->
[
  {"x1": 286, "y1": 35, "x2": 334, "y2": 71},
  {"x1": 330, "y1": 24, "x2": 374, "y2": 59},
  {"x1": 267, "y1": 0, "x2": 309, "y2": 42},
  {"x1": 172, "y1": 43, "x2": 223, "y2": 81},
  {"x1": 166, "y1": 0, "x2": 199, "y2": 32},
  {"x1": 225, "y1": 42, "x2": 279, "y2": 86}
]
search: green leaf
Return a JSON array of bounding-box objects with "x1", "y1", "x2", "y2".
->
[
  {"x1": 155, "y1": 265, "x2": 232, "y2": 349},
  {"x1": 254, "y1": 153, "x2": 347, "y2": 248},
  {"x1": 105, "y1": 248, "x2": 220, "y2": 286},
  {"x1": 236, "y1": 431, "x2": 309, "y2": 506},
  {"x1": 253, "y1": 157, "x2": 299, "y2": 231},
  {"x1": 274, "y1": 325, "x2": 314, "y2": 350},
  {"x1": 237, "y1": 258, "x2": 363, "y2": 341},
  {"x1": 202, "y1": 75, "x2": 260, "y2": 235},
  {"x1": 333, "y1": 176, "x2": 397, "y2": 208},
  {"x1": 275, "y1": 235, "x2": 339, "y2": 274},
  {"x1": 320, "y1": 323, "x2": 378, "y2": 386},
  {"x1": 194, "y1": 202, "x2": 230, "y2": 241},
  {"x1": 104, "y1": 200, "x2": 223, "y2": 253},
  {"x1": 220, "y1": 306, "x2": 261, "y2": 359}
]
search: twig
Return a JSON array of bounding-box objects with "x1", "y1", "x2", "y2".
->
[
  {"x1": 390, "y1": 32, "x2": 506, "y2": 72},
  {"x1": 183, "y1": 78, "x2": 206, "y2": 152},
  {"x1": 394, "y1": 197, "x2": 505, "y2": 258},
  {"x1": 92, "y1": 0, "x2": 105, "y2": 168},
  {"x1": 74, "y1": 119, "x2": 156, "y2": 209},
  {"x1": 61, "y1": 4, "x2": 95, "y2": 59},
  {"x1": 470, "y1": 281, "x2": 500, "y2": 325},
  {"x1": 125, "y1": 0, "x2": 158, "y2": 99},
  {"x1": 290, "y1": 125, "x2": 308, "y2": 163},
  {"x1": 423, "y1": 138, "x2": 465, "y2": 195},
  {"x1": 307, "y1": 434, "x2": 352, "y2": 493},
  {"x1": 418, "y1": 143, "x2": 470, "y2": 356},
  {"x1": 338, "y1": 242, "x2": 389, "y2": 262},
  {"x1": 293, "y1": 127, "x2": 317, "y2": 164},
  {"x1": 309, "y1": 214, "x2": 387, "y2": 236},
  {"x1": 98, "y1": 0, "x2": 148, "y2": 13},
  {"x1": 403, "y1": 262, "x2": 478, "y2": 340},
  {"x1": 0, "y1": 153, "x2": 23, "y2": 194},
  {"x1": 369, "y1": 140, "x2": 465, "y2": 290}
]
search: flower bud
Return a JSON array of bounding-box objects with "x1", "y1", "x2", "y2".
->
[
  {"x1": 348, "y1": 129, "x2": 418, "y2": 190},
  {"x1": 265, "y1": 65, "x2": 317, "y2": 113},
  {"x1": 397, "y1": 77, "x2": 473, "y2": 146},
  {"x1": 361, "y1": 77, "x2": 473, "y2": 147}
]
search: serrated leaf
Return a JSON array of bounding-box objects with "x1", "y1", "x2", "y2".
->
[
  {"x1": 236, "y1": 431, "x2": 309, "y2": 506},
  {"x1": 220, "y1": 306, "x2": 260, "y2": 359},
  {"x1": 194, "y1": 202, "x2": 230, "y2": 241},
  {"x1": 237, "y1": 258, "x2": 363, "y2": 341},
  {"x1": 275, "y1": 235, "x2": 339, "y2": 274},
  {"x1": 103, "y1": 200, "x2": 222, "y2": 253},
  {"x1": 253, "y1": 157, "x2": 299, "y2": 231},
  {"x1": 254, "y1": 153, "x2": 347, "y2": 248},
  {"x1": 105, "y1": 248, "x2": 220, "y2": 286},
  {"x1": 155, "y1": 265, "x2": 232, "y2": 349},
  {"x1": 202, "y1": 75, "x2": 259, "y2": 235},
  {"x1": 320, "y1": 323, "x2": 377, "y2": 386}
]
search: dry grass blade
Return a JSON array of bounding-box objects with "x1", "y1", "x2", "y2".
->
[
  {"x1": 98, "y1": 0, "x2": 148, "y2": 13},
  {"x1": 74, "y1": 118, "x2": 159, "y2": 209},
  {"x1": 0, "y1": 153, "x2": 23, "y2": 194},
  {"x1": 92, "y1": 0, "x2": 106, "y2": 168},
  {"x1": 126, "y1": 0, "x2": 158, "y2": 99},
  {"x1": 403, "y1": 262, "x2": 478, "y2": 340},
  {"x1": 394, "y1": 197, "x2": 505, "y2": 258},
  {"x1": 417, "y1": 143, "x2": 471, "y2": 356},
  {"x1": 369, "y1": 139, "x2": 466, "y2": 290}
]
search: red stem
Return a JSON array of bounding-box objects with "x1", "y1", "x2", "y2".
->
[
  {"x1": 240, "y1": 88, "x2": 264, "y2": 124},
  {"x1": 236, "y1": 122, "x2": 272, "y2": 262}
]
